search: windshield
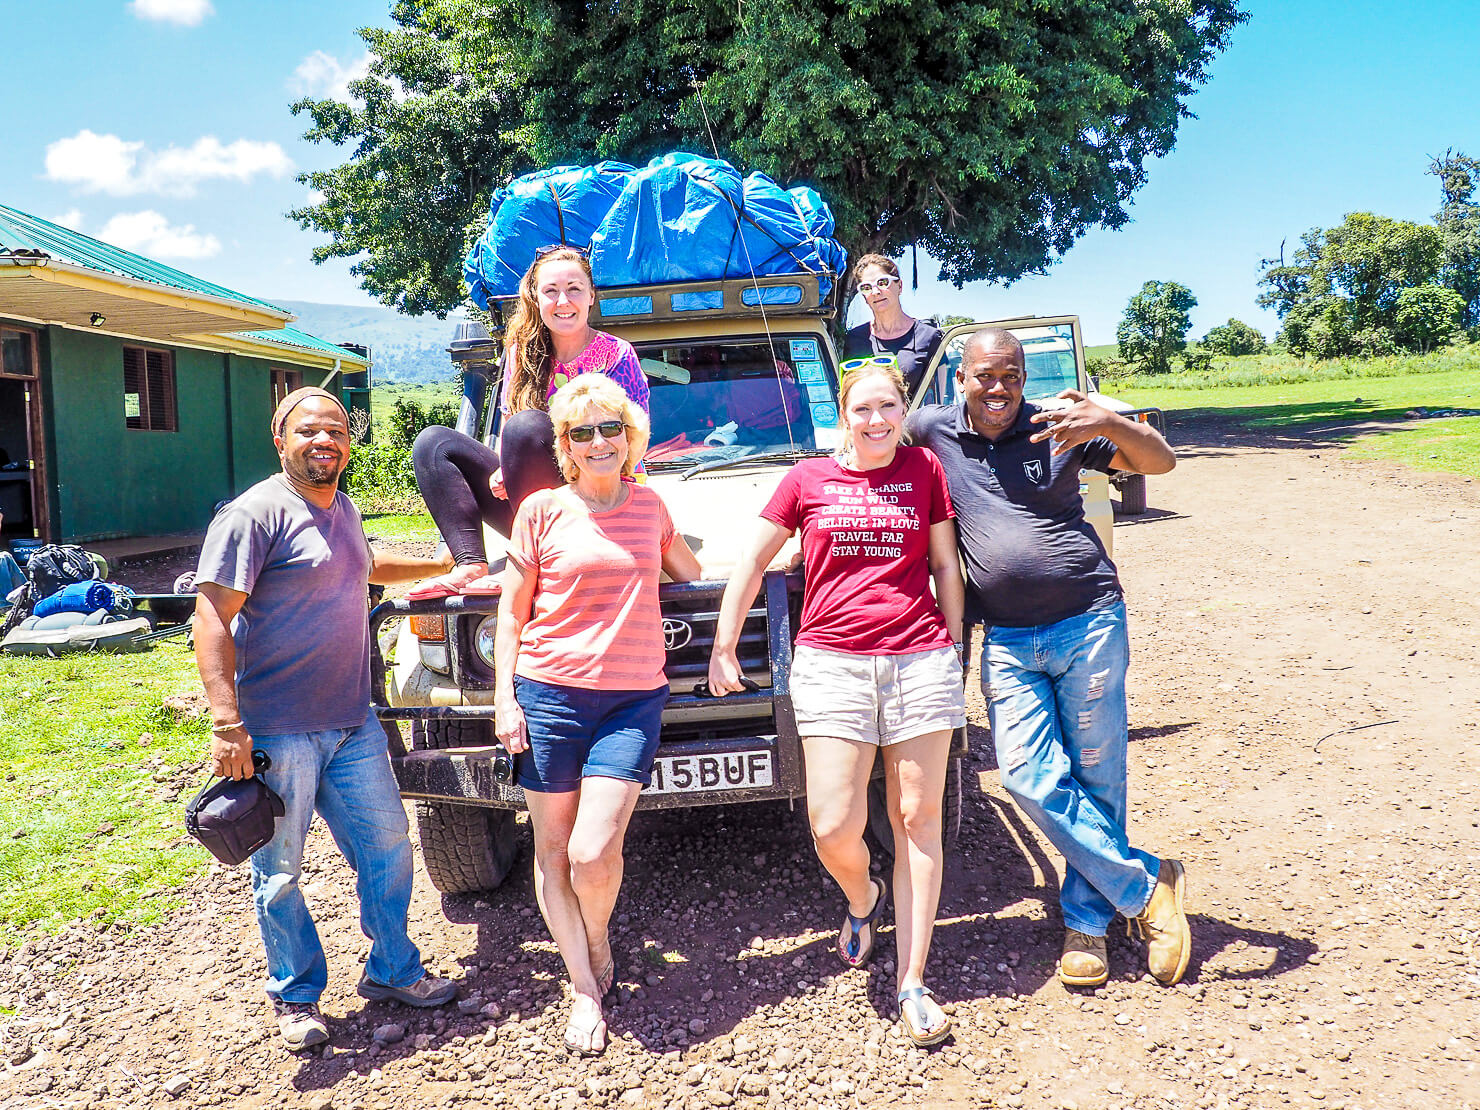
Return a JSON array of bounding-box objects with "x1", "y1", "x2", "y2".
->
[
  {"x1": 932, "y1": 321, "x2": 1082, "y2": 406},
  {"x1": 637, "y1": 335, "x2": 839, "y2": 470}
]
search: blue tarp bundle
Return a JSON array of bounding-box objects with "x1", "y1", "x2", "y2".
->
[
  {"x1": 464, "y1": 153, "x2": 847, "y2": 309},
  {"x1": 33, "y1": 580, "x2": 120, "y2": 619}
]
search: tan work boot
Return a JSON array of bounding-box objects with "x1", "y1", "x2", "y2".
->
[
  {"x1": 1130, "y1": 859, "x2": 1191, "y2": 985},
  {"x1": 1058, "y1": 929, "x2": 1109, "y2": 987}
]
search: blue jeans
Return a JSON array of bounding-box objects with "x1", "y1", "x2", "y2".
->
[
  {"x1": 983, "y1": 601, "x2": 1159, "y2": 936},
  {"x1": 250, "y1": 710, "x2": 423, "y2": 1003}
]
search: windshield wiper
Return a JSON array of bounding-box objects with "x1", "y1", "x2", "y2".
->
[{"x1": 679, "y1": 447, "x2": 828, "y2": 481}]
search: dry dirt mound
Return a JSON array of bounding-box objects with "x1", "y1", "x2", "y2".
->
[{"x1": 3, "y1": 420, "x2": 1478, "y2": 1109}]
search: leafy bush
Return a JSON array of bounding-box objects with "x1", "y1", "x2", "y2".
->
[
  {"x1": 1201, "y1": 318, "x2": 1267, "y2": 355},
  {"x1": 1394, "y1": 284, "x2": 1466, "y2": 352},
  {"x1": 344, "y1": 440, "x2": 424, "y2": 513}
]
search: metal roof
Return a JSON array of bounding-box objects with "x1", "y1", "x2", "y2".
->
[
  {"x1": 238, "y1": 325, "x2": 370, "y2": 366},
  {"x1": 0, "y1": 203, "x2": 286, "y2": 313}
]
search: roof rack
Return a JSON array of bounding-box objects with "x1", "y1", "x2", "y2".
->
[{"x1": 488, "y1": 272, "x2": 838, "y2": 335}]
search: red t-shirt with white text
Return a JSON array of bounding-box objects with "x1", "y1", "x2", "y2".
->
[{"x1": 761, "y1": 446, "x2": 955, "y2": 655}]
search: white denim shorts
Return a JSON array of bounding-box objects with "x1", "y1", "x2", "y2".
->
[{"x1": 790, "y1": 643, "x2": 966, "y2": 746}]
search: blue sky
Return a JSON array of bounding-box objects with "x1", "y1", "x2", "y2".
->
[{"x1": 2, "y1": 1, "x2": 1476, "y2": 344}]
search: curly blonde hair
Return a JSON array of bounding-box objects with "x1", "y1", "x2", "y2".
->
[
  {"x1": 503, "y1": 248, "x2": 595, "y2": 415},
  {"x1": 549, "y1": 373, "x2": 650, "y2": 482}
]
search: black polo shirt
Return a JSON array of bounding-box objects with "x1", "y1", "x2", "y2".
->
[{"x1": 906, "y1": 401, "x2": 1122, "y2": 628}]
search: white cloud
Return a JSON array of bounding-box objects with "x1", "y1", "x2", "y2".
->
[
  {"x1": 44, "y1": 130, "x2": 293, "y2": 197},
  {"x1": 52, "y1": 209, "x2": 84, "y2": 230},
  {"x1": 129, "y1": 0, "x2": 213, "y2": 26},
  {"x1": 289, "y1": 50, "x2": 373, "y2": 101},
  {"x1": 98, "y1": 211, "x2": 221, "y2": 259}
]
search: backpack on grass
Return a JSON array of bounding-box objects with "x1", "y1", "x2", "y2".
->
[{"x1": 0, "y1": 544, "x2": 101, "y2": 638}]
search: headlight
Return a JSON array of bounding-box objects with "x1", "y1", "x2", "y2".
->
[{"x1": 474, "y1": 615, "x2": 497, "y2": 668}]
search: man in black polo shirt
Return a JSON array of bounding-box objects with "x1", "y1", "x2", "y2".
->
[{"x1": 907, "y1": 328, "x2": 1189, "y2": 988}]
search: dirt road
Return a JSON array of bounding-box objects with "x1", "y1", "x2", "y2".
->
[{"x1": 3, "y1": 416, "x2": 1479, "y2": 1109}]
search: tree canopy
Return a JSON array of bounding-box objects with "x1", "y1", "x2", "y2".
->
[
  {"x1": 291, "y1": 0, "x2": 1247, "y2": 315},
  {"x1": 1257, "y1": 153, "x2": 1480, "y2": 358},
  {"x1": 1116, "y1": 280, "x2": 1197, "y2": 373},
  {"x1": 1200, "y1": 318, "x2": 1266, "y2": 356},
  {"x1": 1430, "y1": 150, "x2": 1480, "y2": 329}
]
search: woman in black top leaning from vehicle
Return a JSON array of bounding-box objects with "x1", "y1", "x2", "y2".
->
[{"x1": 843, "y1": 253, "x2": 944, "y2": 397}]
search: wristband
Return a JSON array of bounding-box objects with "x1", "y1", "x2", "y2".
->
[{"x1": 211, "y1": 721, "x2": 245, "y2": 733}]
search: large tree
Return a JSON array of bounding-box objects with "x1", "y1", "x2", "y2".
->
[
  {"x1": 1116, "y1": 280, "x2": 1197, "y2": 374},
  {"x1": 1430, "y1": 149, "x2": 1480, "y2": 330},
  {"x1": 291, "y1": 0, "x2": 1246, "y2": 315},
  {"x1": 1258, "y1": 212, "x2": 1443, "y2": 357}
]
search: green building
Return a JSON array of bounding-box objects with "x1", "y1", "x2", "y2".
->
[{"x1": 0, "y1": 204, "x2": 371, "y2": 544}]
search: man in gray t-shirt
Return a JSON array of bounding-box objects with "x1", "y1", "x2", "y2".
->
[{"x1": 194, "y1": 388, "x2": 457, "y2": 1052}]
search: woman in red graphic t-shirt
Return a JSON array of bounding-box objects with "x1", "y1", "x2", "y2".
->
[{"x1": 707, "y1": 356, "x2": 965, "y2": 1048}]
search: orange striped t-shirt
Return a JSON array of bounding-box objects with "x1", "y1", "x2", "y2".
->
[{"x1": 507, "y1": 484, "x2": 677, "y2": 691}]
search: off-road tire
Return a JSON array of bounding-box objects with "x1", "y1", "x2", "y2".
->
[
  {"x1": 863, "y1": 755, "x2": 963, "y2": 860},
  {"x1": 1116, "y1": 473, "x2": 1147, "y2": 515},
  {"x1": 410, "y1": 718, "x2": 522, "y2": 895}
]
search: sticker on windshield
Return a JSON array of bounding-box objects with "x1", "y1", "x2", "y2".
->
[
  {"x1": 789, "y1": 339, "x2": 820, "y2": 362},
  {"x1": 805, "y1": 381, "x2": 832, "y2": 403},
  {"x1": 813, "y1": 425, "x2": 840, "y2": 451},
  {"x1": 811, "y1": 402, "x2": 837, "y2": 426},
  {"x1": 796, "y1": 360, "x2": 826, "y2": 383}
]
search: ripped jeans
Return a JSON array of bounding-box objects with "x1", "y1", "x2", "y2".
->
[{"x1": 983, "y1": 600, "x2": 1159, "y2": 937}]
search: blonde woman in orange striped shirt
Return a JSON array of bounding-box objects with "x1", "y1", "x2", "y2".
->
[{"x1": 494, "y1": 373, "x2": 701, "y2": 1057}]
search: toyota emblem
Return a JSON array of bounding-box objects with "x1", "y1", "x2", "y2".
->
[{"x1": 662, "y1": 618, "x2": 693, "y2": 651}]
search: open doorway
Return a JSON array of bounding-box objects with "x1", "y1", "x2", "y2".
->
[{"x1": 0, "y1": 326, "x2": 48, "y2": 543}]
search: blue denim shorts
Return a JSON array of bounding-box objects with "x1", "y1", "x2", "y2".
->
[{"x1": 512, "y1": 676, "x2": 668, "y2": 793}]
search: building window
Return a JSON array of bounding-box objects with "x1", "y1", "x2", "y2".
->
[
  {"x1": 2, "y1": 327, "x2": 38, "y2": 379},
  {"x1": 270, "y1": 367, "x2": 303, "y2": 408},
  {"x1": 123, "y1": 346, "x2": 177, "y2": 431}
]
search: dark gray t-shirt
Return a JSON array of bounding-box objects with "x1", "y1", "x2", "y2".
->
[
  {"x1": 907, "y1": 402, "x2": 1121, "y2": 627},
  {"x1": 844, "y1": 319, "x2": 944, "y2": 395},
  {"x1": 196, "y1": 474, "x2": 374, "y2": 734}
]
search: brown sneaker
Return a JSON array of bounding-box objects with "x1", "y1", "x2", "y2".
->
[
  {"x1": 1058, "y1": 929, "x2": 1109, "y2": 987},
  {"x1": 1130, "y1": 859, "x2": 1191, "y2": 985}
]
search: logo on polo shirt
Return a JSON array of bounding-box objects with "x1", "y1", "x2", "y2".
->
[{"x1": 1023, "y1": 459, "x2": 1044, "y2": 483}]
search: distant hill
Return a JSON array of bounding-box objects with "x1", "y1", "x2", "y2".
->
[{"x1": 278, "y1": 300, "x2": 462, "y2": 383}]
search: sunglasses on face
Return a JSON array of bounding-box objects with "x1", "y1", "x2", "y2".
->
[
  {"x1": 565, "y1": 420, "x2": 628, "y2": 443},
  {"x1": 840, "y1": 354, "x2": 901, "y2": 374},
  {"x1": 856, "y1": 276, "x2": 900, "y2": 294},
  {"x1": 534, "y1": 242, "x2": 592, "y2": 259}
]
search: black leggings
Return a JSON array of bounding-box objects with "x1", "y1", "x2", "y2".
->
[{"x1": 412, "y1": 409, "x2": 562, "y2": 566}]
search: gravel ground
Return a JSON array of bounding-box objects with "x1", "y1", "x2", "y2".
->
[{"x1": 3, "y1": 416, "x2": 1479, "y2": 1109}]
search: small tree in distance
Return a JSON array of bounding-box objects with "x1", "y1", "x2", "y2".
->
[
  {"x1": 1201, "y1": 318, "x2": 1267, "y2": 356},
  {"x1": 1116, "y1": 281, "x2": 1198, "y2": 374}
]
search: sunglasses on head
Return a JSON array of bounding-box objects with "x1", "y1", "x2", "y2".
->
[
  {"x1": 565, "y1": 420, "x2": 628, "y2": 443},
  {"x1": 534, "y1": 243, "x2": 591, "y2": 260},
  {"x1": 840, "y1": 354, "x2": 901, "y2": 374},
  {"x1": 856, "y1": 275, "x2": 900, "y2": 294}
]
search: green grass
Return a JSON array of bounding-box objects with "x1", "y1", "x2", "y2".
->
[
  {"x1": 1111, "y1": 360, "x2": 1480, "y2": 478},
  {"x1": 1099, "y1": 344, "x2": 1478, "y2": 391},
  {"x1": 371, "y1": 380, "x2": 462, "y2": 432},
  {"x1": 0, "y1": 645, "x2": 212, "y2": 947},
  {"x1": 361, "y1": 511, "x2": 439, "y2": 543}
]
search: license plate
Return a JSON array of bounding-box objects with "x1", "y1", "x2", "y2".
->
[{"x1": 646, "y1": 750, "x2": 773, "y2": 794}]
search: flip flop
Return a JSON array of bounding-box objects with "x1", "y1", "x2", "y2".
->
[
  {"x1": 837, "y1": 876, "x2": 887, "y2": 968},
  {"x1": 406, "y1": 579, "x2": 460, "y2": 600},
  {"x1": 898, "y1": 986, "x2": 951, "y2": 1048},
  {"x1": 563, "y1": 1004, "x2": 606, "y2": 1057},
  {"x1": 460, "y1": 575, "x2": 503, "y2": 596}
]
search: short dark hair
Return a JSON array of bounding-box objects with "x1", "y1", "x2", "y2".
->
[{"x1": 961, "y1": 328, "x2": 1025, "y2": 368}]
